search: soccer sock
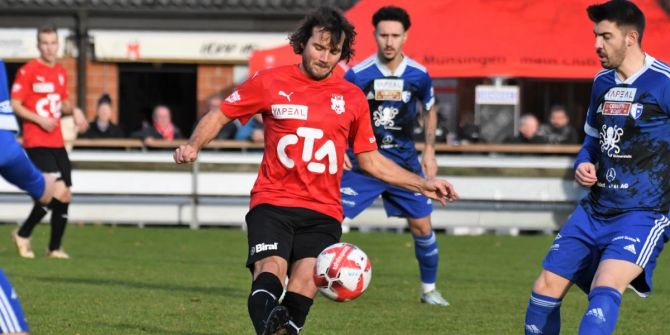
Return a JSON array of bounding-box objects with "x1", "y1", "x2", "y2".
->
[
  {"x1": 248, "y1": 272, "x2": 283, "y2": 335},
  {"x1": 525, "y1": 291, "x2": 562, "y2": 335},
  {"x1": 578, "y1": 286, "x2": 622, "y2": 335},
  {"x1": 413, "y1": 231, "x2": 439, "y2": 290},
  {"x1": 281, "y1": 291, "x2": 313, "y2": 334},
  {"x1": 17, "y1": 202, "x2": 48, "y2": 238},
  {"x1": 48, "y1": 199, "x2": 69, "y2": 251}
]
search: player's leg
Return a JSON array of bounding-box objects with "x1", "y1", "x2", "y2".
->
[
  {"x1": 16, "y1": 148, "x2": 53, "y2": 243},
  {"x1": 46, "y1": 148, "x2": 73, "y2": 258},
  {"x1": 578, "y1": 212, "x2": 669, "y2": 335},
  {"x1": 340, "y1": 170, "x2": 387, "y2": 231},
  {"x1": 526, "y1": 204, "x2": 597, "y2": 335},
  {"x1": 281, "y1": 208, "x2": 341, "y2": 334},
  {"x1": 245, "y1": 205, "x2": 293, "y2": 335},
  {"x1": 0, "y1": 269, "x2": 30, "y2": 335}
]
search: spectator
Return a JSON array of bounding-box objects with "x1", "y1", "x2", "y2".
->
[
  {"x1": 233, "y1": 114, "x2": 263, "y2": 143},
  {"x1": 457, "y1": 111, "x2": 480, "y2": 144},
  {"x1": 80, "y1": 93, "x2": 124, "y2": 139},
  {"x1": 208, "y1": 95, "x2": 239, "y2": 140},
  {"x1": 505, "y1": 114, "x2": 547, "y2": 144},
  {"x1": 131, "y1": 105, "x2": 184, "y2": 144},
  {"x1": 538, "y1": 105, "x2": 579, "y2": 144}
]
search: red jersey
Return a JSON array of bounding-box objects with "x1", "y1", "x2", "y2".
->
[
  {"x1": 221, "y1": 65, "x2": 378, "y2": 220},
  {"x1": 11, "y1": 59, "x2": 69, "y2": 148}
]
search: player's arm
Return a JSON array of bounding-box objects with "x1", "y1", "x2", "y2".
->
[
  {"x1": 61, "y1": 100, "x2": 89, "y2": 132},
  {"x1": 11, "y1": 98, "x2": 58, "y2": 132},
  {"x1": 174, "y1": 109, "x2": 232, "y2": 163},
  {"x1": 356, "y1": 149, "x2": 458, "y2": 206},
  {"x1": 421, "y1": 105, "x2": 438, "y2": 178}
]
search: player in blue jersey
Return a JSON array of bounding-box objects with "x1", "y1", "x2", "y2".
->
[
  {"x1": 340, "y1": 6, "x2": 451, "y2": 306},
  {"x1": 1, "y1": 59, "x2": 66, "y2": 334},
  {"x1": 524, "y1": 1, "x2": 670, "y2": 334}
]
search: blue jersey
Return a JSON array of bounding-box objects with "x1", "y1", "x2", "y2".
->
[
  {"x1": 344, "y1": 55, "x2": 434, "y2": 169},
  {"x1": 0, "y1": 60, "x2": 19, "y2": 132},
  {"x1": 575, "y1": 55, "x2": 670, "y2": 215}
]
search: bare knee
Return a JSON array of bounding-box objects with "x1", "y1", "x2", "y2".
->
[
  {"x1": 408, "y1": 216, "x2": 432, "y2": 236},
  {"x1": 253, "y1": 256, "x2": 287, "y2": 282},
  {"x1": 53, "y1": 182, "x2": 71, "y2": 203},
  {"x1": 532, "y1": 270, "x2": 572, "y2": 298}
]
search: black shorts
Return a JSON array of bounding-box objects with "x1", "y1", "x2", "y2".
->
[
  {"x1": 245, "y1": 204, "x2": 342, "y2": 270},
  {"x1": 25, "y1": 147, "x2": 72, "y2": 187}
]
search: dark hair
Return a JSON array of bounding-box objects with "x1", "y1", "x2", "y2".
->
[
  {"x1": 37, "y1": 23, "x2": 57, "y2": 41},
  {"x1": 549, "y1": 104, "x2": 567, "y2": 114},
  {"x1": 97, "y1": 93, "x2": 112, "y2": 108},
  {"x1": 587, "y1": 0, "x2": 645, "y2": 45},
  {"x1": 372, "y1": 6, "x2": 411, "y2": 30},
  {"x1": 288, "y1": 6, "x2": 356, "y2": 63}
]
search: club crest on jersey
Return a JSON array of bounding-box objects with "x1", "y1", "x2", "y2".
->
[
  {"x1": 604, "y1": 87, "x2": 636, "y2": 102},
  {"x1": 631, "y1": 103, "x2": 643, "y2": 119},
  {"x1": 225, "y1": 90, "x2": 240, "y2": 104},
  {"x1": 331, "y1": 94, "x2": 345, "y2": 114}
]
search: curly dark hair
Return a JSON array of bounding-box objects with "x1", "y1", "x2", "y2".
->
[
  {"x1": 587, "y1": 0, "x2": 645, "y2": 45},
  {"x1": 288, "y1": 6, "x2": 356, "y2": 63},
  {"x1": 372, "y1": 6, "x2": 411, "y2": 30}
]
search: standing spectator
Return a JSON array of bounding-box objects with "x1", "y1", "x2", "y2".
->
[
  {"x1": 80, "y1": 93, "x2": 124, "y2": 139},
  {"x1": 11, "y1": 24, "x2": 87, "y2": 259},
  {"x1": 131, "y1": 104, "x2": 183, "y2": 144},
  {"x1": 505, "y1": 114, "x2": 547, "y2": 144},
  {"x1": 538, "y1": 105, "x2": 579, "y2": 144}
]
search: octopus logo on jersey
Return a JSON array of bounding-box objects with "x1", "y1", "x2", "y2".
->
[
  {"x1": 599, "y1": 125, "x2": 625, "y2": 157},
  {"x1": 373, "y1": 106, "x2": 400, "y2": 129},
  {"x1": 331, "y1": 94, "x2": 345, "y2": 114},
  {"x1": 277, "y1": 127, "x2": 338, "y2": 174},
  {"x1": 36, "y1": 93, "x2": 62, "y2": 118},
  {"x1": 606, "y1": 168, "x2": 616, "y2": 182}
]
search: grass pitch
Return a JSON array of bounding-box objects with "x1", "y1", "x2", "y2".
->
[{"x1": 1, "y1": 224, "x2": 668, "y2": 334}]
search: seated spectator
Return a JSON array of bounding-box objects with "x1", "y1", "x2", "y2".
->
[
  {"x1": 234, "y1": 114, "x2": 263, "y2": 143},
  {"x1": 80, "y1": 93, "x2": 125, "y2": 139},
  {"x1": 207, "y1": 95, "x2": 239, "y2": 140},
  {"x1": 457, "y1": 111, "x2": 480, "y2": 144},
  {"x1": 131, "y1": 105, "x2": 184, "y2": 144},
  {"x1": 538, "y1": 105, "x2": 579, "y2": 144},
  {"x1": 504, "y1": 114, "x2": 547, "y2": 144}
]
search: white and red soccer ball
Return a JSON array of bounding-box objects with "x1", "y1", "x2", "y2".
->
[{"x1": 313, "y1": 242, "x2": 372, "y2": 302}]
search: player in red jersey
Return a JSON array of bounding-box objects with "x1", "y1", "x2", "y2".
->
[
  {"x1": 11, "y1": 24, "x2": 87, "y2": 260},
  {"x1": 175, "y1": 7, "x2": 459, "y2": 335}
]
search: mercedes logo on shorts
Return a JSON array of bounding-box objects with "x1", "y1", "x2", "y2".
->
[{"x1": 606, "y1": 168, "x2": 616, "y2": 182}]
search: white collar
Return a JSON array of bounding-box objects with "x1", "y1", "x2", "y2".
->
[
  {"x1": 375, "y1": 54, "x2": 408, "y2": 77},
  {"x1": 615, "y1": 53, "x2": 655, "y2": 84}
]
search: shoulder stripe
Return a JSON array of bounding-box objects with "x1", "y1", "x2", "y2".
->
[
  {"x1": 594, "y1": 69, "x2": 613, "y2": 81},
  {"x1": 405, "y1": 57, "x2": 427, "y2": 73},
  {"x1": 653, "y1": 60, "x2": 670, "y2": 71},
  {"x1": 351, "y1": 55, "x2": 377, "y2": 73},
  {"x1": 650, "y1": 65, "x2": 670, "y2": 80}
]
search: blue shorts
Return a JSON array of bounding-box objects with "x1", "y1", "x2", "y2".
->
[
  {"x1": 340, "y1": 159, "x2": 432, "y2": 219},
  {"x1": 0, "y1": 269, "x2": 29, "y2": 334},
  {"x1": 542, "y1": 203, "x2": 669, "y2": 296},
  {"x1": 0, "y1": 130, "x2": 44, "y2": 200}
]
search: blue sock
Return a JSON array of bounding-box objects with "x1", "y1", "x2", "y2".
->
[
  {"x1": 413, "y1": 231, "x2": 439, "y2": 285},
  {"x1": 578, "y1": 286, "x2": 622, "y2": 335},
  {"x1": 525, "y1": 291, "x2": 561, "y2": 335}
]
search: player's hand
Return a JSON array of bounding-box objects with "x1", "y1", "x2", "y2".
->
[
  {"x1": 38, "y1": 117, "x2": 59, "y2": 132},
  {"x1": 421, "y1": 178, "x2": 459, "y2": 206},
  {"x1": 421, "y1": 153, "x2": 438, "y2": 179},
  {"x1": 342, "y1": 154, "x2": 352, "y2": 171},
  {"x1": 575, "y1": 162, "x2": 597, "y2": 187},
  {"x1": 174, "y1": 143, "x2": 199, "y2": 164},
  {"x1": 72, "y1": 107, "x2": 89, "y2": 133}
]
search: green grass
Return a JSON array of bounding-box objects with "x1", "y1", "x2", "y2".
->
[{"x1": 1, "y1": 224, "x2": 669, "y2": 334}]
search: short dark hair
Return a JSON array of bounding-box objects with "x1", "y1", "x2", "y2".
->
[
  {"x1": 372, "y1": 6, "x2": 411, "y2": 31},
  {"x1": 97, "y1": 93, "x2": 112, "y2": 108},
  {"x1": 549, "y1": 104, "x2": 567, "y2": 114},
  {"x1": 587, "y1": 0, "x2": 645, "y2": 45},
  {"x1": 288, "y1": 6, "x2": 356, "y2": 63}
]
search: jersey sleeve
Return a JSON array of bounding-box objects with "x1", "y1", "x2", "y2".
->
[
  {"x1": 418, "y1": 72, "x2": 435, "y2": 111},
  {"x1": 348, "y1": 91, "x2": 377, "y2": 154},
  {"x1": 10, "y1": 65, "x2": 30, "y2": 102},
  {"x1": 220, "y1": 72, "x2": 267, "y2": 124}
]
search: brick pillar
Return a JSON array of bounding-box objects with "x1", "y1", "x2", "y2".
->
[
  {"x1": 60, "y1": 57, "x2": 78, "y2": 109},
  {"x1": 196, "y1": 64, "x2": 234, "y2": 120}
]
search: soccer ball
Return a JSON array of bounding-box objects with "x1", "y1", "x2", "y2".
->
[{"x1": 313, "y1": 242, "x2": 372, "y2": 302}]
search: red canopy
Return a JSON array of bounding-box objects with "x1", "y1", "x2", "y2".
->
[{"x1": 249, "y1": 0, "x2": 670, "y2": 79}]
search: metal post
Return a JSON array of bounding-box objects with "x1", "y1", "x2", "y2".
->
[{"x1": 190, "y1": 160, "x2": 200, "y2": 229}]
